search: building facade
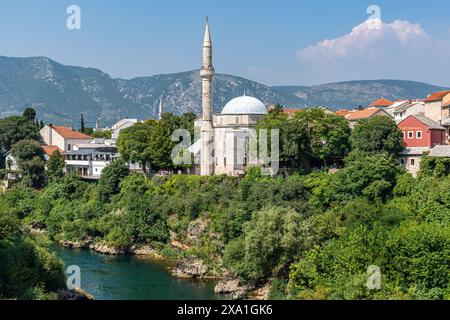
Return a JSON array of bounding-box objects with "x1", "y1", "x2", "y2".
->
[
  {"x1": 40, "y1": 124, "x2": 93, "y2": 152},
  {"x1": 198, "y1": 18, "x2": 268, "y2": 177},
  {"x1": 398, "y1": 114, "x2": 446, "y2": 148}
]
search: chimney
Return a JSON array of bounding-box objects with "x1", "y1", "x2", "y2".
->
[{"x1": 48, "y1": 124, "x2": 53, "y2": 146}]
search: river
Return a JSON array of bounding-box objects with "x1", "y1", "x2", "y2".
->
[{"x1": 51, "y1": 245, "x2": 225, "y2": 300}]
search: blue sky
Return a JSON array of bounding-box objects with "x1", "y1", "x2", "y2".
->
[{"x1": 1, "y1": 0, "x2": 450, "y2": 86}]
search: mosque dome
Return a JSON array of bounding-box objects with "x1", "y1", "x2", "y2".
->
[{"x1": 221, "y1": 96, "x2": 268, "y2": 115}]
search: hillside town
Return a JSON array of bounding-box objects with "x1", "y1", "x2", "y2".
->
[{"x1": 4, "y1": 89, "x2": 450, "y2": 184}]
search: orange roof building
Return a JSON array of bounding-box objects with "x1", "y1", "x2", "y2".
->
[
  {"x1": 424, "y1": 90, "x2": 450, "y2": 102},
  {"x1": 42, "y1": 145, "x2": 63, "y2": 156},
  {"x1": 341, "y1": 107, "x2": 391, "y2": 128},
  {"x1": 40, "y1": 124, "x2": 92, "y2": 153},
  {"x1": 368, "y1": 97, "x2": 394, "y2": 108},
  {"x1": 282, "y1": 109, "x2": 303, "y2": 119}
]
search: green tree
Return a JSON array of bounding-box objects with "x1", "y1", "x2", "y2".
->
[
  {"x1": 351, "y1": 116, "x2": 404, "y2": 155},
  {"x1": 294, "y1": 109, "x2": 351, "y2": 167},
  {"x1": 47, "y1": 150, "x2": 65, "y2": 182},
  {"x1": 98, "y1": 160, "x2": 130, "y2": 201},
  {"x1": 22, "y1": 108, "x2": 36, "y2": 122},
  {"x1": 328, "y1": 152, "x2": 403, "y2": 203},
  {"x1": 116, "y1": 122, "x2": 154, "y2": 174},
  {"x1": 11, "y1": 140, "x2": 46, "y2": 188},
  {"x1": 258, "y1": 112, "x2": 312, "y2": 170},
  {"x1": 223, "y1": 206, "x2": 305, "y2": 281},
  {"x1": 80, "y1": 113, "x2": 85, "y2": 133},
  {"x1": 0, "y1": 116, "x2": 41, "y2": 154}
]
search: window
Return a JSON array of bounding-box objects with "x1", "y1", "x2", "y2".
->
[
  {"x1": 411, "y1": 159, "x2": 415, "y2": 166},
  {"x1": 67, "y1": 144, "x2": 71, "y2": 151},
  {"x1": 400, "y1": 159, "x2": 405, "y2": 165},
  {"x1": 408, "y1": 131, "x2": 414, "y2": 139},
  {"x1": 416, "y1": 131, "x2": 422, "y2": 139}
]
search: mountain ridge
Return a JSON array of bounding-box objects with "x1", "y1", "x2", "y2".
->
[{"x1": 0, "y1": 55, "x2": 447, "y2": 127}]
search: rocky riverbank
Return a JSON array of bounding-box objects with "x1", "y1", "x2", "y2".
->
[
  {"x1": 58, "y1": 287, "x2": 95, "y2": 300},
  {"x1": 56, "y1": 237, "x2": 261, "y2": 300},
  {"x1": 57, "y1": 239, "x2": 164, "y2": 260}
]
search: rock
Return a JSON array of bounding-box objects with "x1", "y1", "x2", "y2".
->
[
  {"x1": 128, "y1": 245, "x2": 164, "y2": 260},
  {"x1": 187, "y1": 218, "x2": 208, "y2": 240},
  {"x1": 92, "y1": 243, "x2": 125, "y2": 255},
  {"x1": 58, "y1": 288, "x2": 95, "y2": 300},
  {"x1": 171, "y1": 240, "x2": 190, "y2": 250},
  {"x1": 214, "y1": 278, "x2": 254, "y2": 300},
  {"x1": 172, "y1": 258, "x2": 208, "y2": 279},
  {"x1": 248, "y1": 281, "x2": 271, "y2": 300}
]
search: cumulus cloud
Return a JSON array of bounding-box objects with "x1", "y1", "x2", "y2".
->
[{"x1": 296, "y1": 19, "x2": 450, "y2": 86}]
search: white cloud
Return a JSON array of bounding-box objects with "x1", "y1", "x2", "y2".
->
[{"x1": 296, "y1": 19, "x2": 450, "y2": 86}]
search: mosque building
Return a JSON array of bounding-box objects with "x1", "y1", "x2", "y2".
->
[{"x1": 195, "y1": 18, "x2": 269, "y2": 176}]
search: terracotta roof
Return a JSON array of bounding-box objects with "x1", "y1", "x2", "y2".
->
[
  {"x1": 368, "y1": 97, "x2": 394, "y2": 108},
  {"x1": 424, "y1": 90, "x2": 450, "y2": 102},
  {"x1": 283, "y1": 109, "x2": 303, "y2": 116},
  {"x1": 50, "y1": 125, "x2": 92, "y2": 140},
  {"x1": 345, "y1": 107, "x2": 386, "y2": 121},
  {"x1": 42, "y1": 145, "x2": 63, "y2": 156},
  {"x1": 336, "y1": 109, "x2": 352, "y2": 117}
]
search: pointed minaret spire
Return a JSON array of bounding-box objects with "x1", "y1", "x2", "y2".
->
[
  {"x1": 203, "y1": 16, "x2": 212, "y2": 48},
  {"x1": 200, "y1": 17, "x2": 215, "y2": 176}
]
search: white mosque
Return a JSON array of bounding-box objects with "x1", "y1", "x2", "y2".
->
[{"x1": 195, "y1": 18, "x2": 268, "y2": 176}]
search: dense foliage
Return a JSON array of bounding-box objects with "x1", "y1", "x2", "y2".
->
[
  {"x1": 0, "y1": 196, "x2": 65, "y2": 300},
  {"x1": 0, "y1": 109, "x2": 448, "y2": 301}
]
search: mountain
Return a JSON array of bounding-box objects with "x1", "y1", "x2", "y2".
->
[
  {"x1": 0, "y1": 56, "x2": 447, "y2": 127},
  {"x1": 272, "y1": 80, "x2": 448, "y2": 109}
]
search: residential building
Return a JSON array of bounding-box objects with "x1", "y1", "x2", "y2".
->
[
  {"x1": 385, "y1": 100, "x2": 410, "y2": 117},
  {"x1": 343, "y1": 107, "x2": 391, "y2": 128},
  {"x1": 40, "y1": 124, "x2": 93, "y2": 152},
  {"x1": 368, "y1": 97, "x2": 394, "y2": 108},
  {"x1": 423, "y1": 90, "x2": 450, "y2": 125},
  {"x1": 398, "y1": 147, "x2": 430, "y2": 177},
  {"x1": 111, "y1": 119, "x2": 138, "y2": 140},
  {"x1": 64, "y1": 139, "x2": 118, "y2": 179},
  {"x1": 392, "y1": 101, "x2": 425, "y2": 123},
  {"x1": 398, "y1": 114, "x2": 446, "y2": 148},
  {"x1": 283, "y1": 109, "x2": 302, "y2": 119}
]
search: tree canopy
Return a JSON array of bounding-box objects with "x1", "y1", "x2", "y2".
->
[{"x1": 351, "y1": 116, "x2": 404, "y2": 155}]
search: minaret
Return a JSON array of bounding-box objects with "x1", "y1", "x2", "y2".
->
[
  {"x1": 200, "y1": 17, "x2": 215, "y2": 176},
  {"x1": 159, "y1": 98, "x2": 163, "y2": 120}
]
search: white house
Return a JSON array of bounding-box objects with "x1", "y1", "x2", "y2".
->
[
  {"x1": 40, "y1": 124, "x2": 93, "y2": 152},
  {"x1": 64, "y1": 139, "x2": 119, "y2": 179},
  {"x1": 393, "y1": 101, "x2": 425, "y2": 123},
  {"x1": 111, "y1": 119, "x2": 138, "y2": 140}
]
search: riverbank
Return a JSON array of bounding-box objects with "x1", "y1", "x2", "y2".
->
[
  {"x1": 55, "y1": 239, "x2": 259, "y2": 299},
  {"x1": 50, "y1": 244, "x2": 225, "y2": 300}
]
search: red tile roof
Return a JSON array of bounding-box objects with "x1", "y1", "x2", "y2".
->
[
  {"x1": 424, "y1": 90, "x2": 450, "y2": 102},
  {"x1": 42, "y1": 145, "x2": 63, "y2": 156},
  {"x1": 368, "y1": 97, "x2": 394, "y2": 108},
  {"x1": 336, "y1": 109, "x2": 351, "y2": 117},
  {"x1": 50, "y1": 125, "x2": 92, "y2": 140},
  {"x1": 345, "y1": 107, "x2": 386, "y2": 121},
  {"x1": 283, "y1": 109, "x2": 303, "y2": 117}
]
